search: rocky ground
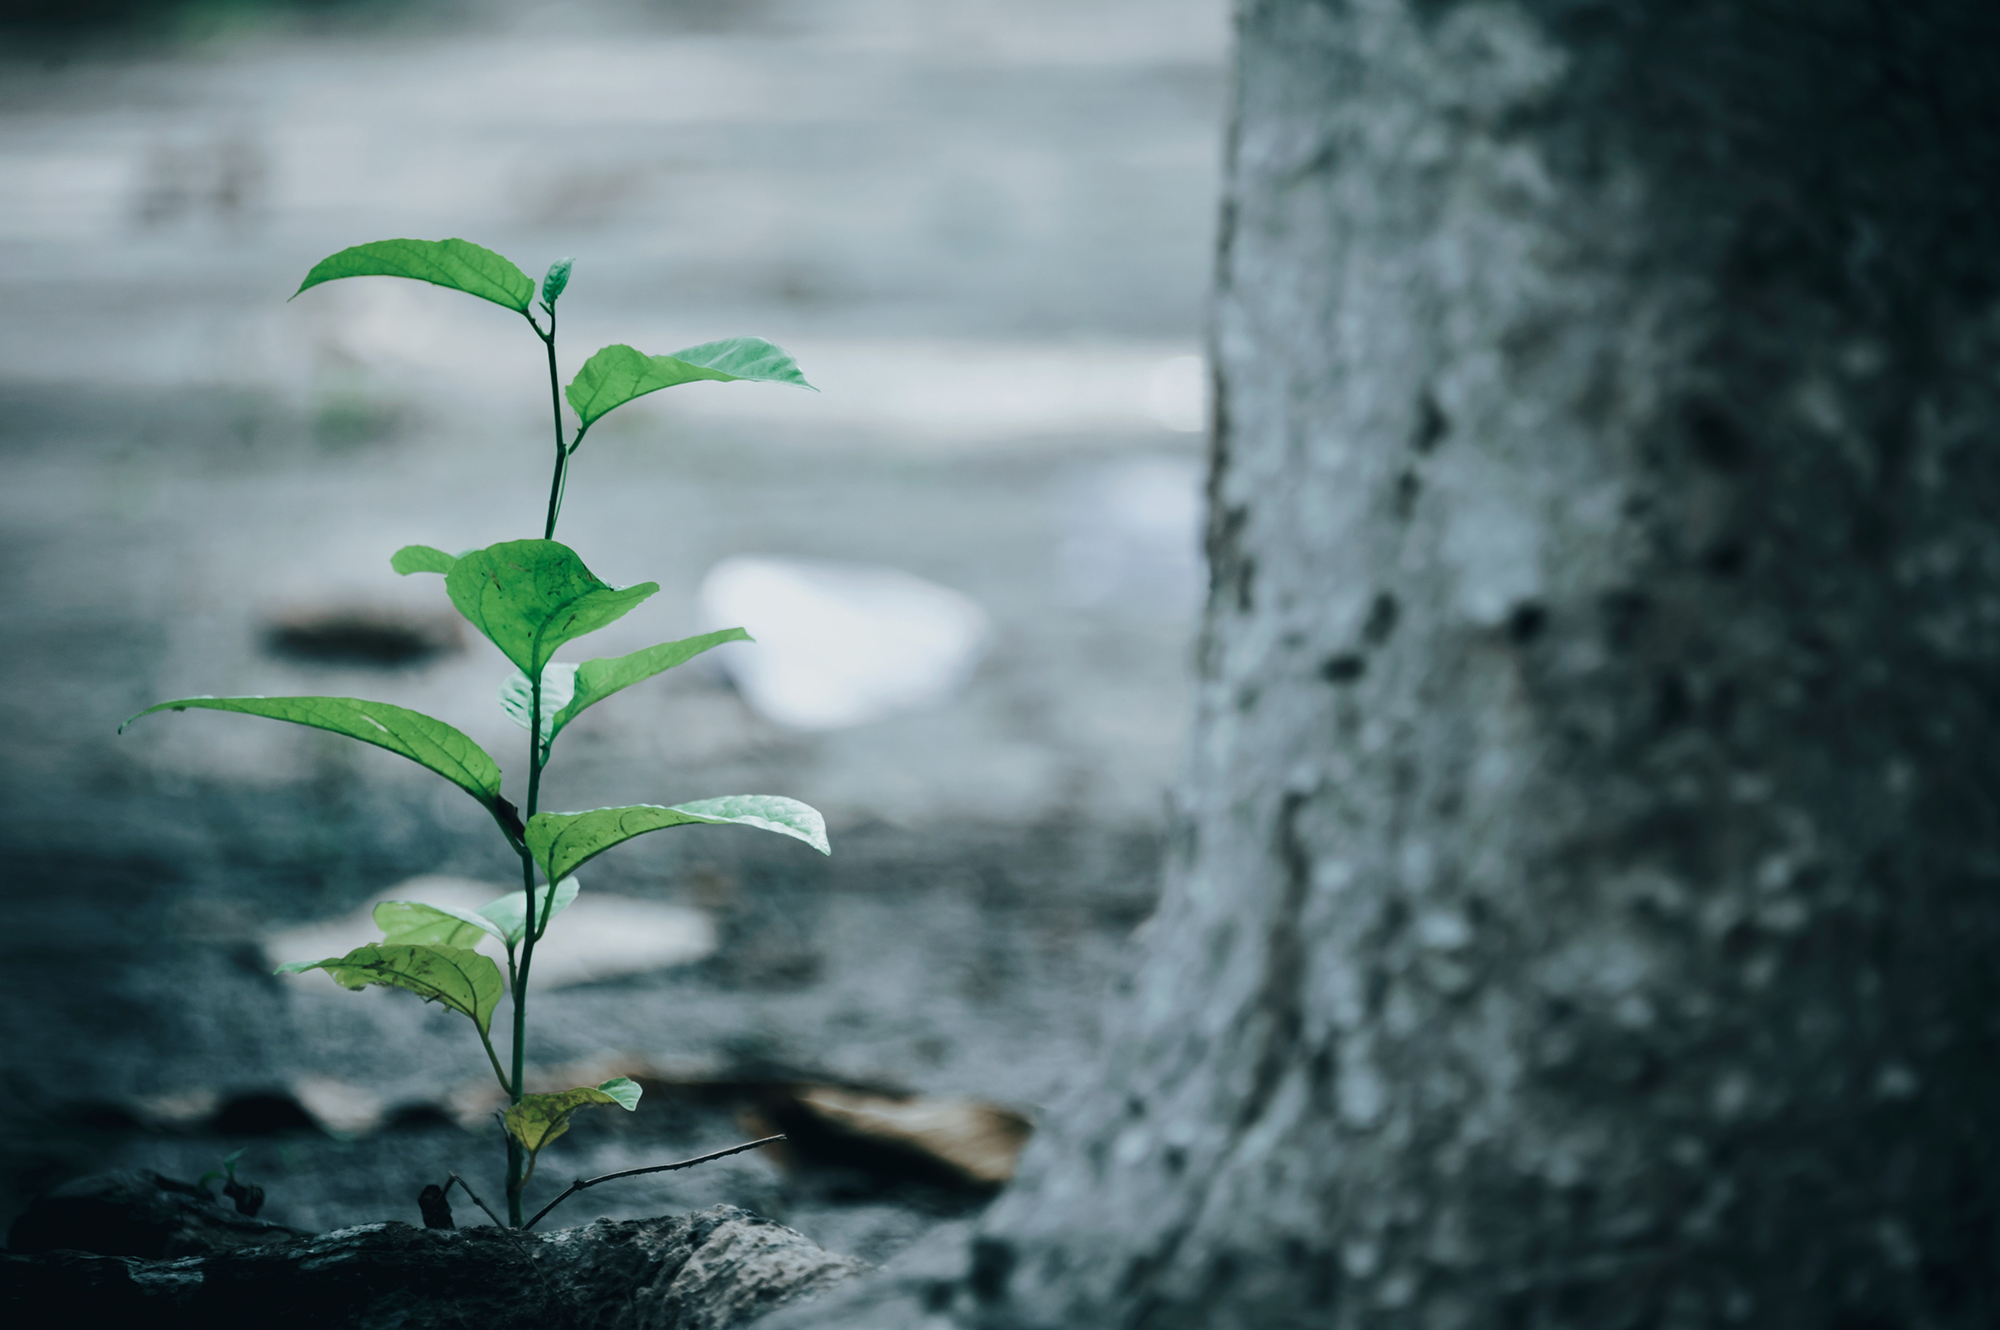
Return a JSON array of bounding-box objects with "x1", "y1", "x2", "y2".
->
[{"x1": 0, "y1": 0, "x2": 1223, "y2": 1266}]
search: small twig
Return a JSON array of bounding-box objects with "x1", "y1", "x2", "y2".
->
[
  {"x1": 520, "y1": 1134, "x2": 786, "y2": 1232},
  {"x1": 444, "y1": 1172, "x2": 511, "y2": 1231}
]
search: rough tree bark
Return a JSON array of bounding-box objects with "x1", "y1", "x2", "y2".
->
[{"x1": 772, "y1": 2, "x2": 2000, "y2": 1327}]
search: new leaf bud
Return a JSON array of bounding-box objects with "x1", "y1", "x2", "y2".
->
[{"x1": 542, "y1": 257, "x2": 573, "y2": 306}]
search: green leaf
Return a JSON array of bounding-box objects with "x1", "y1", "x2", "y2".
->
[
  {"x1": 392, "y1": 545, "x2": 458, "y2": 576},
  {"x1": 542, "y1": 257, "x2": 572, "y2": 306},
  {"x1": 445, "y1": 540, "x2": 658, "y2": 676},
  {"x1": 503, "y1": 1077, "x2": 643, "y2": 1156},
  {"x1": 594, "y1": 1076, "x2": 643, "y2": 1111},
  {"x1": 564, "y1": 337, "x2": 815, "y2": 429},
  {"x1": 374, "y1": 898, "x2": 506, "y2": 948},
  {"x1": 277, "y1": 944, "x2": 504, "y2": 1035},
  {"x1": 499, "y1": 662, "x2": 578, "y2": 751},
  {"x1": 503, "y1": 633, "x2": 748, "y2": 755},
  {"x1": 476, "y1": 877, "x2": 580, "y2": 946},
  {"x1": 547, "y1": 628, "x2": 750, "y2": 741},
  {"x1": 527, "y1": 796, "x2": 829, "y2": 883},
  {"x1": 121, "y1": 696, "x2": 502, "y2": 810},
  {"x1": 292, "y1": 238, "x2": 534, "y2": 314}
]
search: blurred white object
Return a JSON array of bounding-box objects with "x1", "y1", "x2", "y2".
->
[
  {"x1": 264, "y1": 875, "x2": 716, "y2": 991},
  {"x1": 292, "y1": 1076, "x2": 387, "y2": 1137},
  {"x1": 699, "y1": 557, "x2": 991, "y2": 730},
  {"x1": 1146, "y1": 354, "x2": 1209, "y2": 434}
]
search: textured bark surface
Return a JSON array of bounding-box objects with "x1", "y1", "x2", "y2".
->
[
  {"x1": 8, "y1": 1170, "x2": 310, "y2": 1258},
  {"x1": 762, "y1": 2, "x2": 2000, "y2": 1327},
  {"x1": 3, "y1": 1202, "x2": 863, "y2": 1328}
]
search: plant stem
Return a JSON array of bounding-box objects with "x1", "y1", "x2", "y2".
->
[
  {"x1": 504, "y1": 662, "x2": 549, "y2": 1225},
  {"x1": 478, "y1": 1028, "x2": 512, "y2": 1097},
  {"x1": 502, "y1": 300, "x2": 575, "y2": 1223},
  {"x1": 538, "y1": 308, "x2": 568, "y2": 540}
]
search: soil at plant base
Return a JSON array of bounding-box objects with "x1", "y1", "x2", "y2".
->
[{"x1": 0, "y1": 0, "x2": 1223, "y2": 1264}]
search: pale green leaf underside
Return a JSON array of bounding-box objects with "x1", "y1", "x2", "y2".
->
[
  {"x1": 445, "y1": 540, "x2": 658, "y2": 676},
  {"x1": 550, "y1": 628, "x2": 750, "y2": 739},
  {"x1": 375, "y1": 899, "x2": 505, "y2": 948},
  {"x1": 293, "y1": 238, "x2": 534, "y2": 314},
  {"x1": 564, "y1": 338, "x2": 814, "y2": 428},
  {"x1": 392, "y1": 545, "x2": 458, "y2": 576},
  {"x1": 121, "y1": 696, "x2": 502, "y2": 809},
  {"x1": 499, "y1": 663, "x2": 578, "y2": 749},
  {"x1": 526, "y1": 795, "x2": 829, "y2": 883},
  {"x1": 593, "y1": 1075, "x2": 643, "y2": 1111},
  {"x1": 542, "y1": 256, "x2": 572, "y2": 306},
  {"x1": 277, "y1": 944, "x2": 504, "y2": 1035},
  {"x1": 477, "y1": 876, "x2": 580, "y2": 946},
  {"x1": 376, "y1": 880, "x2": 579, "y2": 948},
  {"x1": 503, "y1": 1076, "x2": 642, "y2": 1155}
]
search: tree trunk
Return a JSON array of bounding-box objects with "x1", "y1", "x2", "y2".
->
[{"x1": 772, "y1": 3, "x2": 2000, "y2": 1327}]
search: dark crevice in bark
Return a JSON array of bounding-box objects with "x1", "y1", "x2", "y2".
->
[
  {"x1": 1237, "y1": 792, "x2": 1313, "y2": 1134},
  {"x1": 1393, "y1": 469, "x2": 1421, "y2": 520},
  {"x1": 1363, "y1": 593, "x2": 1400, "y2": 646},
  {"x1": 1320, "y1": 654, "x2": 1365, "y2": 684},
  {"x1": 1412, "y1": 388, "x2": 1448, "y2": 452},
  {"x1": 1205, "y1": 502, "x2": 1253, "y2": 618}
]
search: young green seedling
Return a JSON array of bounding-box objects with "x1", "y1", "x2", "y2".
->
[
  {"x1": 197, "y1": 1147, "x2": 266, "y2": 1216},
  {"x1": 122, "y1": 238, "x2": 828, "y2": 1226}
]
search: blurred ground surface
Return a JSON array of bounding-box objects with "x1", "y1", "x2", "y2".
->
[{"x1": 0, "y1": 0, "x2": 1224, "y2": 1262}]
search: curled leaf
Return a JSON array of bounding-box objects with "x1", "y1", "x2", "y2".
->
[
  {"x1": 445, "y1": 540, "x2": 657, "y2": 677},
  {"x1": 476, "y1": 877, "x2": 580, "y2": 946},
  {"x1": 277, "y1": 944, "x2": 504, "y2": 1035},
  {"x1": 499, "y1": 662, "x2": 578, "y2": 751},
  {"x1": 542, "y1": 257, "x2": 573, "y2": 306},
  {"x1": 374, "y1": 899, "x2": 506, "y2": 948},
  {"x1": 504, "y1": 1077, "x2": 643, "y2": 1156}
]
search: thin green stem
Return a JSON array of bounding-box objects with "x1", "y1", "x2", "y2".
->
[
  {"x1": 538, "y1": 309, "x2": 568, "y2": 540},
  {"x1": 502, "y1": 300, "x2": 575, "y2": 1224},
  {"x1": 541, "y1": 424, "x2": 591, "y2": 556},
  {"x1": 548, "y1": 454, "x2": 571, "y2": 543},
  {"x1": 504, "y1": 659, "x2": 549, "y2": 1226},
  {"x1": 505, "y1": 1135, "x2": 524, "y2": 1227},
  {"x1": 478, "y1": 1027, "x2": 512, "y2": 1097},
  {"x1": 533, "y1": 832, "x2": 564, "y2": 942}
]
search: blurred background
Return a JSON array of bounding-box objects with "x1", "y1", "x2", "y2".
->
[{"x1": 0, "y1": 0, "x2": 1226, "y2": 1262}]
